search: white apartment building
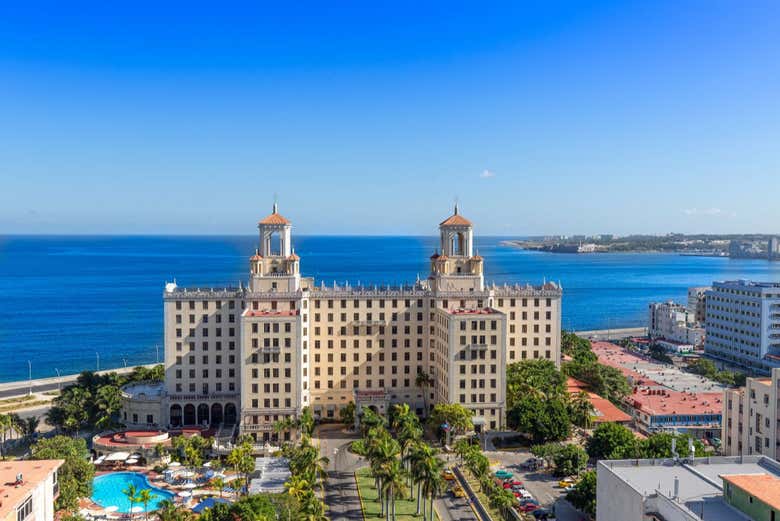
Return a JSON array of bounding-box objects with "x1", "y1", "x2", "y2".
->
[
  {"x1": 687, "y1": 286, "x2": 710, "y2": 325},
  {"x1": 705, "y1": 281, "x2": 780, "y2": 374},
  {"x1": 722, "y1": 368, "x2": 780, "y2": 459},
  {"x1": 648, "y1": 301, "x2": 705, "y2": 348},
  {"x1": 155, "y1": 205, "x2": 562, "y2": 444},
  {"x1": 0, "y1": 460, "x2": 63, "y2": 521}
]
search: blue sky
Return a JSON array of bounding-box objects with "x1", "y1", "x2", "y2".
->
[{"x1": 0, "y1": 1, "x2": 778, "y2": 235}]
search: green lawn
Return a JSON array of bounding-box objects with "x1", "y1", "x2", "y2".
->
[{"x1": 355, "y1": 467, "x2": 435, "y2": 520}]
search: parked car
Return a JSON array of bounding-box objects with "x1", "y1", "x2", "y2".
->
[
  {"x1": 558, "y1": 478, "x2": 576, "y2": 488},
  {"x1": 532, "y1": 508, "x2": 551, "y2": 519},
  {"x1": 451, "y1": 485, "x2": 466, "y2": 498},
  {"x1": 519, "y1": 503, "x2": 541, "y2": 512},
  {"x1": 495, "y1": 470, "x2": 513, "y2": 479},
  {"x1": 442, "y1": 469, "x2": 455, "y2": 481}
]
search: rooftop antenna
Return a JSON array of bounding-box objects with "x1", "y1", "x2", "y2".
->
[
  {"x1": 671, "y1": 437, "x2": 679, "y2": 462},
  {"x1": 454, "y1": 196, "x2": 459, "y2": 215}
]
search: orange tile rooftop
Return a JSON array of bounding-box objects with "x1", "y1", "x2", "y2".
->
[
  {"x1": 0, "y1": 460, "x2": 63, "y2": 520},
  {"x1": 721, "y1": 474, "x2": 780, "y2": 511},
  {"x1": 589, "y1": 341, "x2": 723, "y2": 418},
  {"x1": 566, "y1": 378, "x2": 632, "y2": 423}
]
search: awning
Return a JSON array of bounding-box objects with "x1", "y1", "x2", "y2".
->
[{"x1": 105, "y1": 451, "x2": 131, "y2": 462}]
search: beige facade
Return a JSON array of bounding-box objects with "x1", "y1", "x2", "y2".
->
[
  {"x1": 160, "y1": 205, "x2": 562, "y2": 443},
  {"x1": 722, "y1": 369, "x2": 780, "y2": 459}
]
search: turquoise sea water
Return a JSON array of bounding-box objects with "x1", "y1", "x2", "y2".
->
[
  {"x1": 91, "y1": 472, "x2": 174, "y2": 513},
  {"x1": 1, "y1": 235, "x2": 780, "y2": 382}
]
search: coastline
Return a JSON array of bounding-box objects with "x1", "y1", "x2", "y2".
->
[{"x1": 0, "y1": 364, "x2": 157, "y2": 399}]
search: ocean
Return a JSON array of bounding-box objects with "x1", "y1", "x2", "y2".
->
[{"x1": 1, "y1": 235, "x2": 780, "y2": 383}]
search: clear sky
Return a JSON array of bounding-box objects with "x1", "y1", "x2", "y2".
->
[{"x1": 1, "y1": 1, "x2": 778, "y2": 236}]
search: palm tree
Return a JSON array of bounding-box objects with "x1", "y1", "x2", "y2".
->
[
  {"x1": 380, "y1": 459, "x2": 407, "y2": 521},
  {"x1": 408, "y1": 442, "x2": 434, "y2": 514},
  {"x1": 570, "y1": 391, "x2": 595, "y2": 429},
  {"x1": 123, "y1": 484, "x2": 140, "y2": 518},
  {"x1": 415, "y1": 372, "x2": 432, "y2": 417},
  {"x1": 155, "y1": 500, "x2": 193, "y2": 521},
  {"x1": 137, "y1": 488, "x2": 154, "y2": 521},
  {"x1": 0, "y1": 414, "x2": 12, "y2": 459},
  {"x1": 489, "y1": 488, "x2": 516, "y2": 518},
  {"x1": 210, "y1": 476, "x2": 226, "y2": 498},
  {"x1": 420, "y1": 460, "x2": 444, "y2": 521},
  {"x1": 25, "y1": 416, "x2": 39, "y2": 439},
  {"x1": 300, "y1": 492, "x2": 328, "y2": 521},
  {"x1": 284, "y1": 475, "x2": 311, "y2": 503}
]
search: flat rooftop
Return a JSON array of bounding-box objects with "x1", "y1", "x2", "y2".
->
[
  {"x1": 122, "y1": 381, "x2": 164, "y2": 397},
  {"x1": 600, "y1": 456, "x2": 780, "y2": 521},
  {"x1": 0, "y1": 460, "x2": 64, "y2": 519},
  {"x1": 592, "y1": 342, "x2": 724, "y2": 418}
]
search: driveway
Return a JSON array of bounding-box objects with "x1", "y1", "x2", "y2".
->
[{"x1": 315, "y1": 424, "x2": 364, "y2": 521}]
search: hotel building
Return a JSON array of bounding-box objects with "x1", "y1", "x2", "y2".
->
[
  {"x1": 156, "y1": 205, "x2": 562, "y2": 443},
  {"x1": 705, "y1": 281, "x2": 780, "y2": 374}
]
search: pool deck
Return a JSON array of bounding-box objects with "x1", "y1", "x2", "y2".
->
[{"x1": 69, "y1": 464, "x2": 240, "y2": 520}]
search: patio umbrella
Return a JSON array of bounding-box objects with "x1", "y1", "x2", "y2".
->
[
  {"x1": 180, "y1": 471, "x2": 195, "y2": 478},
  {"x1": 169, "y1": 461, "x2": 181, "y2": 467},
  {"x1": 203, "y1": 462, "x2": 212, "y2": 467},
  {"x1": 126, "y1": 459, "x2": 139, "y2": 465},
  {"x1": 182, "y1": 483, "x2": 197, "y2": 489},
  {"x1": 130, "y1": 506, "x2": 144, "y2": 514},
  {"x1": 178, "y1": 491, "x2": 192, "y2": 498},
  {"x1": 104, "y1": 506, "x2": 119, "y2": 513}
]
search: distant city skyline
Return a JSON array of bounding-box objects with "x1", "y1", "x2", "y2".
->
[{"x1": 1, "y1": 2, "x2": 779, "y2": 235}]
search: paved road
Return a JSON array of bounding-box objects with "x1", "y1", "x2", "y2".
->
[
  {"x1": 0, "y1": 364, "x2": 156, "y2": 399},
  {"x1": 315, "y1": 424, "x2": 364, "y2": 521}
]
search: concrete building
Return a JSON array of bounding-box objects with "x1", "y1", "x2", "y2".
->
[
  {"x1": 597, "y1": 454, "x2": 780, "y2": 521},
  {"x1": 722, "y1": 368, "x2": 780, "y2": 459},
  {"x1": 149, "y1": 204, "x2": 561, "y2": 446},
  {"x1": 688, "y1": 286, "x2": 710, "y2": 325},
  {"x1": 705, "y1": 281, "x2": 780, "y2": 374},
  {"x1": 0, "y1": 460, "x2": 63, "y2": 521},
  {"x1": 648, "y1": 302, "x2": 705, "y2": 348}
]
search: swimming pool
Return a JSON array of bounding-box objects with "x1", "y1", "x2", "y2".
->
[{"x1": 92, "y1": 472, "x2": 175, "y2": 513}]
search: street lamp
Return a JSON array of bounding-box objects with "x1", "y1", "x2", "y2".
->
[
  {"x1": 122, "y1": 358, "x2": 128, "y2": 368},
  {"x1": 96, "y1": 351, "x2": 100, "y2": 372},
  {"x1": 54, "y1": 368, "x2": 61, "y2": 392},
  {"x1": 27, "y1": 360, "x2": 32, "y2": 396},
  {"x1": 155, "y1": 344, "x2": 160, "y2": 364}
]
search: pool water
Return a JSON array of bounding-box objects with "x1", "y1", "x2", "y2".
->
[{"x1": 92, "y1": 472, "x2": 175, "y2": 513}]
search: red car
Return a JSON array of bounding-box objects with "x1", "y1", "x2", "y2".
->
[
  {"x1": 520, "y1": 504, "x2": 540, "y2": 513},
  {"x1": 503, "y1": 483, "x2": 513, "y2": 489}
]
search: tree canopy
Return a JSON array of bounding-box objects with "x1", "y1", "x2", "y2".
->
[
  {"x1": 428, "y1": 403, "x2": 473, "y2": 436},
  {"x1": 585, "y1": 422, "x2": 638, "y2": 460},
  {"x1": 507, "y1": 393, "x2": 570, "y2": 444},
  {"x1": 506, "y1": 359, "x2": 566, "y2": 408},
  {"x1": 30, "y1": 435, "x2": 95, "y2": 511},
  {"x1": 46, "y1": 365, "x2": 165, "y2": 433},
  {"x1": 566, "y1": 470, "x2": 596, "y2": 517}
]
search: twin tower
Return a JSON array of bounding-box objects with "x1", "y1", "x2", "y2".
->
[{"x1": 248, "y1": 203, "x2": 485, "y2": 293}]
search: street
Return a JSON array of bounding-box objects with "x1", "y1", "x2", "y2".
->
[{"x1": 315, "y1": 424, "x2": 364, "y2": 521}]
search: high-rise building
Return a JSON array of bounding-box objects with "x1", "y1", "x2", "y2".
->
[
  {"x1": 722, "y1": 368, "x2": 780, "y2": 459},
  {"x1": 648, "y1": 301, "x2": 705, "y2": 348},
  {"x1": 705, "y1": 281, "x2": 780, "y2": 374},
  {"x1": 687, "y1": 286, "x2": 710, "y2": 325},
  {"x1": 155, "y1": 205, "x2": 562, "y2": 445}
]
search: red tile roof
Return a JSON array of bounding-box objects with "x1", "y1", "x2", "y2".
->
[
  {"x1": 440, "y1": 213, "x2": 472, "y2": 226},
  {"x1": 721, "y1": 474, "x2": 780, "y2": 511},
  {"x1": 566, "y1": 378, "x2": 632, "y2": 423},
  {"x1": 259, "y1": 212, "x2": 291, "y2": 225}
]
